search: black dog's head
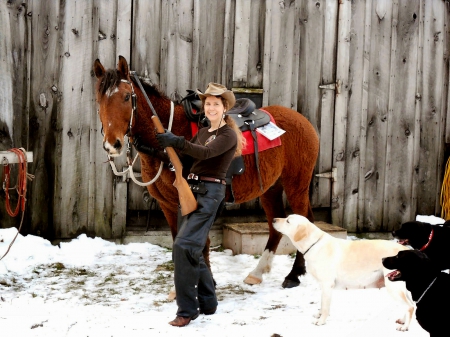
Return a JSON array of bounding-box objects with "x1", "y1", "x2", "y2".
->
[
  {"x1": 391, "y1": 221, "x2": 432, "y2": 249},
  {"x1": 382, "y1": 250, "x2": 440, "y2": 301},
  {"x1": 382, "y1": 250, "x2": 432, "y2": 282}
]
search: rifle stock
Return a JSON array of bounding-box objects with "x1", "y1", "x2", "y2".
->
[{"x1": 151, "y1": 115, "x2": 197, "y2": 216}]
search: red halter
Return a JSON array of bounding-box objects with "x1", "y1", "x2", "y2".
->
[{"x1": 419, "y1": 229, "x2": 434, "y2": 251}]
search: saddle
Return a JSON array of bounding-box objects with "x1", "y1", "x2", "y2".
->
[
  {"x1": 226, "y1": 98, "x2": 270, "y2": 132},
  {"x1": 181, "y1": 89, "x2": 206, "y2": 125}
]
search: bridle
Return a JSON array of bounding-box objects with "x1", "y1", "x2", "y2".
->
[
  {"x1": 105, "y1": 72, "x2": 174, "y2": 187},
  {"x1": 120, "y1": 77, "x2": 137, "y2": 138}
]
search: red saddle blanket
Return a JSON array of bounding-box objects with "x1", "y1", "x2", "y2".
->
[{"x1": 190, "y1": 109, "x2": 282, "y2": 155}]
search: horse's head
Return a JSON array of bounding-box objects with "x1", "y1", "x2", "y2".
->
[{"x1": 93, "y1": 56, "x2": 135, "y2": 157}]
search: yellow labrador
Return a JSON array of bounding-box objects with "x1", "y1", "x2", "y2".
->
[{"x1": 273, "y1": 214, "x2": 414, "y2": 331}]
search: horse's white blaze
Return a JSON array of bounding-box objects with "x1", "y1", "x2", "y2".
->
[{"x1": 106, "y1": 86, "x2": 119, "y2": 97}]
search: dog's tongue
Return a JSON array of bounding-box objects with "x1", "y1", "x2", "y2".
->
[
  {"x1": 397, "y1": 239, "x2": 408, "y2": 245},
  {"x1": 385, "y1": 270, "x2": 401, "y2": 281}
]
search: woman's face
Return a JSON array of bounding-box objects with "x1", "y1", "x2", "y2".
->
[{"x1": 204, "y1": 96, "x2": 225, "y2": 124}]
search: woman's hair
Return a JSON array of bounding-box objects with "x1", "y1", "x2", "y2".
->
[
  {"x1": 220, "y1": 97, "x2": 246, "y2": 157},
  {"x1": 224, "y1": 115, "x2": 246, "y2": 157}
]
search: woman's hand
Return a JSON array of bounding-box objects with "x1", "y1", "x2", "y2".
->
[{"x1": 156, "y1": 131, "x2": 185, "y2": 150}]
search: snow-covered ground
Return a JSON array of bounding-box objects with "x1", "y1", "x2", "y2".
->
[{"x1": 1, "y1": 215, "x2": 442, "y2": 337}]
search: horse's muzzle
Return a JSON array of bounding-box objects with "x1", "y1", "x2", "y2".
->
[{"x1": 103, "y1": 139, "x2": 122, "y2": 156}]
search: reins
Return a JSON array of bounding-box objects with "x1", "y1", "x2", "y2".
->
[
  {"x1": 1, "y1": 148, "x2": 35, "y2": 261},
  {"x1": 106, "y1": 73, "x2": 175, "y2": 186}
]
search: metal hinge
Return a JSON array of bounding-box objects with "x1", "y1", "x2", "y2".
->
[
  {"x1": 318, "y1": 79, "x2": 341, "y2": 94},
  {"x1": 315, "y1": 167, "x2": 337, "y2": 182}
]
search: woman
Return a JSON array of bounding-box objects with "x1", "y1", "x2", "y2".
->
[{"x1": 155, "y1": 83, "x2": 244, "y2": 327}]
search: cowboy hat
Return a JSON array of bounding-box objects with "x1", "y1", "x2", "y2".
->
[{"x1": 196, "y1": 82, "x2": 236, "y2": 109}]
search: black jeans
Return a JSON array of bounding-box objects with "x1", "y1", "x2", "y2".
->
[{"x1": 173, "y1": 181, "x2": 225, "y2": 317}]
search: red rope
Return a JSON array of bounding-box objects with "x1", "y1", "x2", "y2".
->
[
  {"x1": 3, "y1": 148, "x2": 28, "y2": 217},
  {"x1": 0, "y1": 148, "x2": 29, "y2": 261}
]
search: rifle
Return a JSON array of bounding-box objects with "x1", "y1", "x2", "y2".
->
[{"x1": 151, "y1": 115, "x2": 197, "y2": 216}]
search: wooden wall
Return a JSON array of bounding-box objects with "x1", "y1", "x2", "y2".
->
[
  {"x1": 1, "y1": 0, "x2": 450, "y2": 238},
  {"x1": 333, "y1": 0, "x2": 450, "y2": 231}
]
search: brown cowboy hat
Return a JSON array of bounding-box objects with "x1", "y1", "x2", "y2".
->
[{"x1": 196, "y1": 82, "x2": 236, "y2": 109}]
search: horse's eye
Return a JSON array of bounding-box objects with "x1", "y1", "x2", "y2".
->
[{"x1": 125, "y1": 93, "x2": 131, "y2": 101}]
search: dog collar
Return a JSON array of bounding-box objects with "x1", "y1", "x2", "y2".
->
[
  {"x1": 303, "y1": 234, "x2": 324, "y2": 256},
  {"x1": 419, "y1": 229, "x2": 434, "y2": 251}
]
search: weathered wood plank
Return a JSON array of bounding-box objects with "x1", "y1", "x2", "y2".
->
[
  {"x1": 221, "y1": 0, "x2": 236, "y2": 86},
  {"x1": 436, "y1": 1, "x2": 450, "y2": 215},
  {"x1": 264, "y1": 0, "x2": 298, "y2": 107},
  {"x1": 112, "y1": 178, "x2": 127, "y2": 239},
  {"x1": 302, "y1": 0, "x2": 337, "y2": 209},
  {"x1": 360, "y1": 1, "x2": 393, "y2": 231},
  {"x1": 382, "y1": 0, "x2": 420, "y2": 231},
  {"x1": 193, "y1": 0, "x2": 228, "y2": 86},
  {"x1": 89, "y1": 0, "x2": 121, "y2": 238},
  {"x1": 0, "y1": 151, "x2": 33, "y2": 163},
  {"x1": 332, "y1": 0, "x2": 351, "y2": 229},
  {"x1": 342, "y1": 0, "x2": 368, "y2": 231},
  {"x1": 0, "y1": 1, "x2": 22, "y2": 228},
  {"x1": 116, "y1": 0, "x2": 131, "y2": 60},
  {"x1": 55, "y1": 1, "x2": 95, "y2": 238},
  {"x1": 161, "y1": 0, "x2": 194, "y2": 97},
  {"x1": 262, "y1": 0, "x2": 273, "y2": 107},
  {"x1": 356, "y1": 0, "x2": 373, "y2": 232},
  {"x1": 445, "y1": 1, "x2": 450, "y2": 146},
  {"x1": 232, "y1": 0, "x2": 251, "y2": 87},
  {"x1": 25, "y1": 1, "x2": 62, "y2": 236},
  {"x1": 246, "y1": 0, "x2": 265, "y2": 88},
  {"x1": 446, "y1": 0, "x2": 450, "y2": 148},
  {"x1": 416, "y1": 0, "x2": 446, "y2": 216},
  {"x1": 132, "y1": 0, "x2": 161, "y2": 83}
]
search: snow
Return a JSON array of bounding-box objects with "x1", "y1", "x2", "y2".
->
[{"x1": 0, "y1": 215, "x2": 440, "y2": 336}]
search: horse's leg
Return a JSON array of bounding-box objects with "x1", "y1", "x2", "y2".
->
[
  {"x1": 244, "y1": 179, "x2": 286, "y2": 285},
  {"x1": 157, "y1": 202, "x2": 179, "y2": 300},
  {"x1": 280, "y1": 172, "x2": 315, "y2": 288}
]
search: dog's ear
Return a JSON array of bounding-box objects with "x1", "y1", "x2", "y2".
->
[{"x1": 293, "y1": 226, "x2": 307, "y2": 242}]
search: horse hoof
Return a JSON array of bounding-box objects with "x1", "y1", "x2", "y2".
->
[
  {"x1": 282, "y1": 279, "x2": 300, "y2": 288},
  {"x1": 244, "y1": 274, "x2": 262, "y2": 285}
]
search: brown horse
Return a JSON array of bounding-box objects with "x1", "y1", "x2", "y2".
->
[{"x1": 93, "y1": 56, "x2": 319, "y2": 289}]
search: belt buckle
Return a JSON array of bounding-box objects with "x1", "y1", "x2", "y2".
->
[{"x1": 188, "y1": 173, "x2": 198, "y2": 181}]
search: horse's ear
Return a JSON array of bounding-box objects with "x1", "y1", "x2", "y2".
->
[
  {"x1": 93, "y1": 59, "x2": 105, "y2": 79},
  {"x1": 117, "y1": 55, "x2": 130, "y2": 80}
]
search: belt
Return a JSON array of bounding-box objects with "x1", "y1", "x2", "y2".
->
[{"x1": 187, "y1": 173, "x2": 226, "y2": 185}]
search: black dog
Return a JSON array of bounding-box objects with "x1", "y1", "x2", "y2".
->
[
  {"x1": 392, "y1": 220, "x2": 450, "y2": 270},
  {"x1": 382, "y1": 250, "x2": 450, "y2": 337}
]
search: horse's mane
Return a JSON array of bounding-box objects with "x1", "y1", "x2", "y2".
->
[{"x1": 97, "y1": 69, "x2": 169, "y2": 101}]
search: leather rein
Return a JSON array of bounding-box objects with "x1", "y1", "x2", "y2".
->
[{"x1": 106, "y1": 72, "x2": 174, "y2": 186}]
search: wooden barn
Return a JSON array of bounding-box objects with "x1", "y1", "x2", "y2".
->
[{"x1": 1, "y1": 0, "x2": 450, "y2": 242}]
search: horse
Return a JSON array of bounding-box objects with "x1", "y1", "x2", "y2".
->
[{"x1": 93, "y1": 55, "x2": 319, "y2": 290}]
